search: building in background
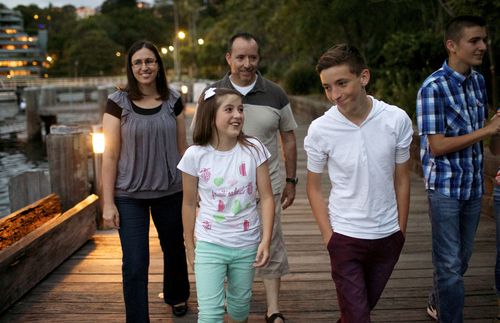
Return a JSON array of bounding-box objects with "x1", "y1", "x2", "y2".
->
[
  {"x1": 75, "y1": 6, "x2": 96, "y2": 20},
  {"x1": 0, "y1": 8, "x2": 43, "y2": 78}
]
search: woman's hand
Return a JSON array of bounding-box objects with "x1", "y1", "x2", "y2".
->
[{"x1": 102, "y1": 203, "x2": 120, "y2": 229}]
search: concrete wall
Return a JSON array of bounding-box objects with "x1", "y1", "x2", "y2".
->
[{"x1": 289, "y1": 95, "x2": 500, "y2": 218}]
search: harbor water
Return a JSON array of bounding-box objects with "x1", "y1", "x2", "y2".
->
[{"x1": 0, "y1": 102, "x2": 47, "y2": 218}]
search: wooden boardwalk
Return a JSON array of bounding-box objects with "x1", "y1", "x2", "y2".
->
[{"x1": 0, "y1": 119, "x2": 498, "y2": 322}]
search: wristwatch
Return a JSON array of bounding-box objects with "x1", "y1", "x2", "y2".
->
[{"x1": 286, "y1": 177, "x2": 299, "y2": 185}]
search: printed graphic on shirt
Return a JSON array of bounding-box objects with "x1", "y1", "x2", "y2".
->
[
  {"x1": 239, "y1": 162, "x2": 247, "y2": 176},
  {"x1": 214, "y1": 177, "x2": 224, "y2": 187},
  {"x1": 232, "y1": 200, "x2": 242, "y2": 215},
  {"x1": 202, "y1": 220, "x2": 212, "y2": 231},
  {"x1": 214, "y1": 214, "x2": 225, "y2": 222},
  {"x1": 200, "y1": 168, "x2": 211, "y2": 182}
]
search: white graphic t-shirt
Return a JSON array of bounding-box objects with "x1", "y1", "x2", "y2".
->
[{"x1": 178, "y1": 137, "x2": 270, "y2": 248}]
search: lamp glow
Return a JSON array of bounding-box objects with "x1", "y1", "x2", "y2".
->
[
  {"x1": 92, "y1": 133, "x2": 105, "y2": 154},
  {"x1": 181, "y1": 85, "x2": 188, "y2": 94}
]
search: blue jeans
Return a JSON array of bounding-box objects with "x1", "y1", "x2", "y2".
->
[
  {"x1": 116, "y1": 192, "x2": 190, "y2": 323},
  {"x1": 494, "y1": 185, "x2": 500, "y2": 298},
  {"x1": 427, "y1": 190, "x2": 482, "y2": 323},
  {"x1": 195, "y1": 241, "x2": 257, "y2": 323}
]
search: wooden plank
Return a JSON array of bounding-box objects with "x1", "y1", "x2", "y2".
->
[
  {"x1": 1, "y1": 118, "x2": 498, "y2": 322},
  {"x1": 0, "y1": 194, "x2": 98, "y2": 314}
]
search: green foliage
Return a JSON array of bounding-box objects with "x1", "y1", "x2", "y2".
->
[
  {"x1": 101, "y1": 0, "x2": 137, "y2": 14},
  {"x1": 11, "y1": 0, "x2": 499, "y2": 107},
  {"x1": 60, "y1": 28, "x2": 124, "y2": 76},
  {"x1": 284, "y1": 63, "x2": 321, "y2": 95},
  {"x1": 370, "y1": 30, "x2": 444, "y2": 118}
]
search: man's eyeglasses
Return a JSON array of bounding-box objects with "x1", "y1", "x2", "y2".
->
[{"x1": 131, "y1": 58, "x2": 157, "y2": 68}]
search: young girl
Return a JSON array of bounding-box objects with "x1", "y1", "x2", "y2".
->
[{"x1": 178, "y1": 87, "x2": 274, "y2": 323}]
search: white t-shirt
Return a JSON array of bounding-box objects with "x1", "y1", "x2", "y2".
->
[
  {"x1": 304, "y1": 96, "x2": 413, "y2": 239},
  {"x1": 178, "y1": 137, "x2": 270, "y2": 248},
  {"x1": 230, "y1": 76, "x2": 257, "y2": 96}
]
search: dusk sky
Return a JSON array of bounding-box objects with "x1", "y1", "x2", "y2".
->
[{"x1": 2, "y1": 0, "x2": 154, "y2": 9}]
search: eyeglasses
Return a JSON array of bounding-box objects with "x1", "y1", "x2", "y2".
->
[{"x1": 131, "y1": 58, "x2": 157, "y2": 68}]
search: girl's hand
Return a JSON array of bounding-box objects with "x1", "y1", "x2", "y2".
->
[
  {"x1": 102, "y1": 203, "x2": 120, "y2": 229},
  {"x1": 253, "y1": 242, "x2": 270, "y2": 268},
  {"x1": 186, "y1": 246, "x2": 195, "y2": 272}
]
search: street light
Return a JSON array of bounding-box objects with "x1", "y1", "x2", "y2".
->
[
  {"x1": 174, "y1": 30, "x2": 186, "y2": 81},
  {"x1": 197, "y1": 38, "x2": 204, "y2": 45},
  {"x1": 91, "y1": 126, "x2": 105, "y2": 224}
]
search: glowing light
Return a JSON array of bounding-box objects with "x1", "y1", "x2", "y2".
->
[
  {"x1": 46, "y1": 56, "x2": 53, "y2": 62},
  {"x1": 181, "y1": 85, "x2": 188, "y2": 94},
  {"x1": 115, "y1": 51, "x2": 121, "y2": 57},
  {"x1": 168, "y1": 45, "x2": 174, "y2": 52},
  {"x1": 92, "y1": 133, "x2": 105, "y2": 154},
  {"x1": 161, "y1": 47, "x2": 168, "y2": 54},
  {"x1": 33, "y1": 14, "x2": 39, "y2": 20},
  {"x1": 197, "y1": 38, "x2": 204, "y2": 45},
  {"x1": 177, "y1": 31, "x2": 186, "y2": 40}
]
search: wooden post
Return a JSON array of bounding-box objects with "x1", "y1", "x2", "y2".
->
[
  {"x1": 25, "y1": 87, "x2": 41, "y2": 141},
  {"x1": 97, "y1": 86, "x2": 107, "y2": 120},
  {"x1": 97, "y1": 85, "x2": 113, "y2": 120},
  {"x1": 8, "y1": 170, "x2": 51, "y2": 212},
  {"x1": 46, "y1": 125, "x2": 90, "y2": 211}
]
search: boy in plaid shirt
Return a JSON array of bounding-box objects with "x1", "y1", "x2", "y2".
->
[{"x1": 417, "y1": 15, "x2": 500, "y2": 322}]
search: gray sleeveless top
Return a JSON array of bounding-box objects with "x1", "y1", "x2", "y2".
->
[{"x1": 109, "y1": 90, "x2": 182, "y2": 199}]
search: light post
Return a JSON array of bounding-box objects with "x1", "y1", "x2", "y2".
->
[
  {"x1": 174, "y1": 30, "x2": 186, "y2": 81},
  {"x1": 91, "y1": 127, "x2": 105, "y2": 196},
  {"x1": 91, "y1": 125, "x2": 105, "y2": 226}
]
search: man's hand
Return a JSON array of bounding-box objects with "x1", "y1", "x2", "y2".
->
[{"x1": 281, "y1": 183, "x2": 296, "y2": 210}]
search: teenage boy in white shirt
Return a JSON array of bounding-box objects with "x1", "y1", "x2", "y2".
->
[{"x1": 304, "y1": 43, "x2": 413, "y2": 323}]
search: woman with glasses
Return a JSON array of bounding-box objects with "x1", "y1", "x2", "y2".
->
[{"x1": 102, "y1": 40, "x2": 190, "y2": 322}]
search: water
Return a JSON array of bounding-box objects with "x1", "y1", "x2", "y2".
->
[{"x1": 0, "y1": 102, "x2": 48, "y2": 218}]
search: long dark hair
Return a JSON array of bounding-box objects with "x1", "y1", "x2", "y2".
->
[
  {"x1": 124, "y1": 40, "x2": 170, "y2": 101},
  {"x1": 193, "y1": 87, "x2": 264, "y2": 156}
]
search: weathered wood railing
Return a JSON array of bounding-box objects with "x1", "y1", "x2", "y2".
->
[{"x1": 0, "y1": 193, "x2": 98, "y2": 314}]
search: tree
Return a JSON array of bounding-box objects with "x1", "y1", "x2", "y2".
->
[{"x1": 59, "y1": 23, "x2": 124, "y2": 76}]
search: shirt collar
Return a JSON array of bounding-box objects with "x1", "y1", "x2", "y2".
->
[
  {"x1": 442, "y1": 60, "x2": 479, "y2": 86},
  {"x1": 221, "y1": 71, "x2": 266, "y2": 94}
]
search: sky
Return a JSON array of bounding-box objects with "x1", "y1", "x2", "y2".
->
[{"x1": 2, "y1": 0, "x2": 154, "y2": 9}]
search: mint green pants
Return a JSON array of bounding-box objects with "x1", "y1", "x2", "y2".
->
[{"x1": 195, "y1": 241, "x2": 257, "y2": 323}]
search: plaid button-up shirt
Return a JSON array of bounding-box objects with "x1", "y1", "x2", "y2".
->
[{"x1": 417, "y1": 61, "x2": 488, "y2": 200}]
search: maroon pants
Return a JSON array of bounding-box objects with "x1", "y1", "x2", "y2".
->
[{"x1": 327, "y1": 231, "x2": 405, "y2": 323}]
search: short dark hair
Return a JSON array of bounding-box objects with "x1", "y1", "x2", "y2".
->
[
  {"x1": 444, "y1": 15, "x2": 486, "y2": 45},
  {"x1": 316, "y1": 43, "x2": 367, "y2": 75},
  {"x1": 228, "y1": 32, "x2": 259, "y2": 54},
  {"x1": 125, "y1": 40, "x2": 170, "y2": 101}
]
